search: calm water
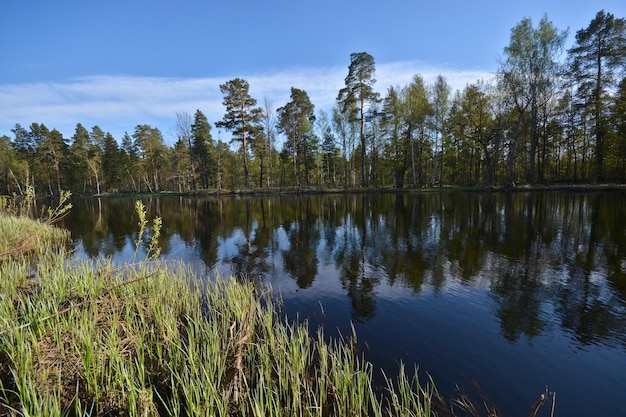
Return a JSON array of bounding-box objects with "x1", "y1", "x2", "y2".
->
[{"x1": 60, "y1": 191, "x2": 626, "y2": 416}]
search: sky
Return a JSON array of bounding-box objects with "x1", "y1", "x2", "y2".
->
[{"x1": 1, "y1": 0, "x2": 625, "y2": 145}]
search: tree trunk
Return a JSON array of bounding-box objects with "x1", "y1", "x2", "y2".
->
[
  {"x1": 527, "y1": 96, "x2": 538, "y2": 184},
  {"x1": 507, "y1": 113, "x2": 524, "y2": 188},
  {"x1": 360, "y1": 98, "x2": 367, "y2": 188}
]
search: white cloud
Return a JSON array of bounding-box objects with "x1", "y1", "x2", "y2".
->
[{"x1": 0, "y1": 62, "x2": 493, "y2": 143}]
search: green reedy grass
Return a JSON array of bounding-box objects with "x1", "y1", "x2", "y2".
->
[
  {"x1": 0, "y1": 215, "x2": 70, "y2": 262},
  {"x1": 0, "y1": 254, "x2": 437, "y2": 417},
  {"x1": 0, "y1": 187, "x2": 72, "y2": 262},
  {"x1": 0, "y1": 204, "x2": 438, "y2": 417}
]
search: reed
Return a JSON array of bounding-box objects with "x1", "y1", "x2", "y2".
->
[
  {"x1": 0, "y1": 205, "x2": 438, "y2": 417},
  {"x1": 0, "y1": 187, "x2": 71, "y2": 262}
]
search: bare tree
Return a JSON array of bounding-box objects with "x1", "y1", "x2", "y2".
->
[{"x1": 175, "y1": 111, "x2": 195, "y2": 190}]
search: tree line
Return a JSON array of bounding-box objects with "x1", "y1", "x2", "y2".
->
[{"x1": 1, "y1": 10, "x2": 625, "y2": 196}]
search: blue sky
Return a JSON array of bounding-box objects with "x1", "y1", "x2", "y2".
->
[{"x1": 1, "y1": 0, "x2": 625, "y2": 144}]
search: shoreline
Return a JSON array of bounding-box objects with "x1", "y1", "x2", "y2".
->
[{"x1": 61, "y1": 182, "x2": 626, "y2": 200}]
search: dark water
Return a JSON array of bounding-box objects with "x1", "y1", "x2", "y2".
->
[{"x1": 61, "y1": 191, "x2": 626, "y2": 416}]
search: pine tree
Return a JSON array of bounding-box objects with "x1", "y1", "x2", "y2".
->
[
  {"x1": 337, "y1": 52, "x2": 380, "y2": 187},
  {"x1": 277, "y1": 87, "x2": 316, "y2": 186},
  {"x1": 191, "y1": 110, "x2": 214, "y2": 189},
  {"x1": 568, "y1": 10, "x2": 626, "y2": 181},
  {"x1": 216, "y1": 78, "x2": 263, "y2": 188}
]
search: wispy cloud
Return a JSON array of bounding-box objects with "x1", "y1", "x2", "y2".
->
[{"x1": 0, "y1": 62, "x2": 493, "y2": 143}]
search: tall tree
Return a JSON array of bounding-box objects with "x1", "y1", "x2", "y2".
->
[
  {"x1": 69, "y1": 123, "x2": 92, "y2": 193},
  {"x1": 568, "y1": 10, "x2": 626, "y2": 181},
  {"x1": 0, "y1": 135, "x2": 19, "y2": 195},
  {"x1": 317, "y1": 110, "x2": 337, "y2": 187},
  {"x1": 430, "y1": 75, "x2": 451, "y2": 187},
  {"x1": 101, "y1": 132, "x2": 122, "y2": 191},
  {"x1": 403, "y1": 75, "x2": 432, "y2": 188},
  {"x1": 216, "y1": 78, "x2": 263, "y2": 188},
  {"x1": 121, "y1": 132, "x2": 140, "y2": 192},
  {"x1": 88, "y1": 126, "x2": 106, "y2": 194},
  {"x1": 609, "y1": 77, "x2": 626, "y2": 178},
  {"x1": 11, "y1": 123, "x2": 33, "y2": 191},
  {"x1": 337, "y1": 52, "x2": 380, "y2": 187},
  {"x1": 332, "y1": 105, "x2": 353, "y2": 188},
  {"x1": 499, "y1": 15, "x2": 567, "y2": 186},
  {"x1": 251, "y1": 98, "x2": 276, "y2": 188},
  {"x1": 447, "y1": 82, "x2": 503, "y2": 185},
  {"x1": 32, "y1": 124, "x2": 67, "y2": 195},
  {"x1": 191, "y1": 110, "x2": 214, "y2": 189},
  {"x1": 277, "y1": 87, "x2": 316, "y2": 186},
  {"x1": 175, "y1": 111, "x2": 195, "y2": 190},
  {"x1": 133, "y1": 124, "x2": 166, "y2": 192}
]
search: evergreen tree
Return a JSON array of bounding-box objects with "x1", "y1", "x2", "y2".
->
[
  {"x1": 609, "y1": 77, "x2": 626, "y2": 178},
  {"x1": 88, "y1": 126, "x2": 106, "y2": 194},
  {"x1": 0, "y1": 135, "x2": 19, "y2": 195},
  {"x1": 133, "y1": 124, "x2": 166, "y2": 192},
  {"x1": 121, "y1": 132, "x2": 140, "y2": 192},
  {"x1": 337, "y1": 52, "x2": 380, "y2": 187},
  {"x1": 216, "y1": 78, "x2": 263, "y2": 188},
  {"x1": 69, "y1": 123, "x2": 92, "y2": 193},
  {"x1": 38, "y1": 127, "x2": 68, "y2": 195},
  {"x1": 102, "y1": 133, "x2": 122, "y2": 191},
  {"x1": 191, "y1": 110, "x2": 214, "y2": 189},
  {"x1": 277, "y1": 87, "x2": 316, "y2": 186},
  {"x1": 10, "y1": 123, "x2": 33, "y2": 191},
  {"x1": 568, "y1": 10, "x2": 626, "y2": 181}
]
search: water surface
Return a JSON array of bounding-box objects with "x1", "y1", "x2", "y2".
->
[{"x1": 61, "y1": 191, "x2": 626, "y2": 416}]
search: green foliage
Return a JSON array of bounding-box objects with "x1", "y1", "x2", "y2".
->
[
  {"x1": 277, "y1": 87, "x2": 316, "y2": 186},
  {"x1": 2, "y1": 11, "x2": 626, "y2": 191},
  {"x1": 133, "y1": 124, "x2": 167, "y2": 192},
  {"x1": 568, "y1": 10, "x2": 626, "y2": 181},
  {"x1": 338, "y1": 52, "x2": 380, "y2": 187},
  {"x1": 191, "y1": 109, "x2": 215, "y2": 189},
  {"x1": 0, "y1": 187, "x2": 71, "y2": 261},
  {"x1": 499, "y1": 14, "x2": 568, "y2": 186},
  {"x1": 43, "y1": 190, "x2": 72, "y2": 224},
  {"x1": 216, "y1": 78, "x2": 264, "y2": 188},
  {"x1": 133, "y1": 200, "x2": 162, "y2": 261},
  {"x1": 0, "y1": 219, "x2": 439, "y2": 416}
]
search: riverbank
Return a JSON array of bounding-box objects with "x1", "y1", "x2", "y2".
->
[
  {"x1": 0, "y1": 212, "x2": 441, "y2": 416},
  {"x1": 72, "y1": 182, "x2": 626, "y2": 200}
]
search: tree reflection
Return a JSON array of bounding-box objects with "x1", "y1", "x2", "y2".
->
[
  {"x1": 281, "y1": 196, "x2": 319, "y2": 288},
  {"x1": 60, "y1": 191, "x2": 626, "y2": 348}
]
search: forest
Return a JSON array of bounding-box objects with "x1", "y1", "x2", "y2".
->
[{"x1": 1, "y1": 10, "x2": 625, "y2": 196}]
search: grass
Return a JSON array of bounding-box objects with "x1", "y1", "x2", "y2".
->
[
  {"x1": 0, "y1": 214, "x2": 70, "y2": 262},
  {"x1": 0, "y1": 188, "x2": 72, "y2": 262},
  {"x1": 0, "y1": 199, "x2": 438, "y2": 417},
  {"x1": 0, "y1": 254, "x2": 439, "y2": 416}
]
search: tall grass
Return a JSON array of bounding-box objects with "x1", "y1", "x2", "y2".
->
[
  {"x1": 2, "y1": 255, "x2": 439, "y2": 416},
  {"x1": 0, "y1": 200, "x2": 440, "y2": 416},
  {"x1": 1, "y1": 268, "x2": 439, "y2": 415},
  {"x1": 0, "y1": 187, "x2": 71, "y2": 262}
]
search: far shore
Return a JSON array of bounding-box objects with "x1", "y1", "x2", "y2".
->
[{"x1": 62, "y1": 182, "x2": 626, "y2": 199}]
